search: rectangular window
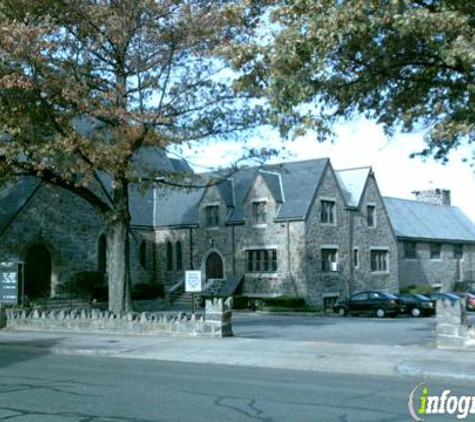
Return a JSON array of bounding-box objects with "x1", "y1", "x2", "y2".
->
[
  {"x1": 430, "y1": 243, "x2": 441, "y2": 260},
  {"x1": 367, "y1": 205, "x2": 375, "y2": 227},
  {"x1": 246, "y1": 249, "x2": 277, "y2": 273},
  {"x1": 253, "y1": 201, "x2": 267, "y2": 225},
  {"x1": 205, "y1": 205, "x2": 219, "y2": 227},
  {"x1": 454, "y1": 244, "x2": 464, "y2": 259},
  {"x1": 322, "y1": 248, "x2": 338, "y2": 272},
  {"x1": 371, "y1": 250, "x2": 388, "y2": 272},
  {"x1": 404, "y1": 242, "x2": 417, "y2": 259},
  {"x1": 321, "y1": 200, "x2": 335, "y2": 224},
  {"x1": 353, "y1": 248, "x2": 359, "y2": 268}
]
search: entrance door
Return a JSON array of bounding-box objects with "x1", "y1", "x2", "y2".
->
[
  {"x1": 24, "y1": 245, "x2": 52, "y2": 299},
  {"x1": 205, "y1": 252, "x2": 223, "y2": 280}
]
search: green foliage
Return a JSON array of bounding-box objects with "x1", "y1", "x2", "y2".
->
[
  {"x1": 260, "y1": 296, "x2": 306, "y2": 308},
  {"x1": 258, "y1": 0, "x2": 475, "y2": 161},
  {"x1": 132, "y1": 283, "x2": 165, "y2": 301},
  {"x1": 231, "y1": 295, "x2": 249, "y2": 310},
  {"x1": 400, "y1": 285, "x2": 435, "y2": 295},
  {"x1": 62, "y1": 271, "x2": 108, "y2": 302}
]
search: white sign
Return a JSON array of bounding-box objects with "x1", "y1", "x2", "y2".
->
[{"x1": 185, "y1": 271, "x2": 202, "y2": 293}]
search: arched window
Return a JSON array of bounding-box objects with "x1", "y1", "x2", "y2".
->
[
  {"x1": 98, "y1": 234, "x2": 107, "y2": 273},
  {"x1": 176, "y1": 241, "x2": 183, "y2": 271},
  {"x1": 139, "y1": 240, "x2": 147, "y2": 269},
  {"x1": 166, "y1": 241, "x2": 173, "y2": 271}
]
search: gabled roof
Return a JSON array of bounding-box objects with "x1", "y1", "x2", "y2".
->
[
  {"x1": 153, "y1": 158, "x2": 329, "y2": 227},
  {"x1": 154, "y1": 186, "x2": 204, "y2": 227},
  {"x1": 383, "y1": 197, "x2": 475, "y2": 243},
  {"x1": 0, "y1": 177, "x2": 41, "y2": 237},
  {"x1": 336, "y1": 167, "x2": 371, "y2": 207}
]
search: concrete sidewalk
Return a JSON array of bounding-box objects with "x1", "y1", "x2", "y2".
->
[{"x1": 0, "y1": 329, "x2": 474, "y2": 382}]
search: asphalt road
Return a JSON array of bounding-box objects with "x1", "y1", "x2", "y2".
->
[
  {"x1": 232, "y1": 313, "x2": 440, "y2": 346},
  {"x1": 0, "y1": 348, "x2": 472, "y2": 422}
]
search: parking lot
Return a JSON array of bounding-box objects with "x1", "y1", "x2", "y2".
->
[{"x1": 233, "y1": 312, "x2": 475, "y2": 346}]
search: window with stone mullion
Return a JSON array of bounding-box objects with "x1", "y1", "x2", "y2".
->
[{"x1": 253, "y1": 201, "x2": 267, "y2": 225}]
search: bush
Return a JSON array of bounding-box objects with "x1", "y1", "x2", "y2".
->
[
  {"x1": 400, "y1": 284, "x2": 435, "y2": 295},
  {"x1": 232, "y1": 295, "x2": 249, "y2": 309},
  {"x1": 62, "y1": 271, "x2": 108, "y2": 302},
  {"x1": 132, "y1": 283, "x2": 165, "y2": 300},
  {"x1": 260, "y1": 296, "x2": 306, "y2": 309}
]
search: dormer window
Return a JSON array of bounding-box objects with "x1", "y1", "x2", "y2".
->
[
  {"x1": 253, "y1": 201, "x2": 267, "y2": 225},
  {"x1": 206, "y1": 205, "x2": 219, "y2": 227}
]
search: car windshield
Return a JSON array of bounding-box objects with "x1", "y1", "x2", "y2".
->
[
  {"x1": 445, "y1": 293, "x2": 461, "y2": 299},
  {"x1": 414, "y1": 294, "x2": 430, "y2": 300}
]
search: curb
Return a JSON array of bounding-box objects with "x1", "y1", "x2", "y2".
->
[{"x1": 397, "y1": 362, "x2": 475, "y2": 383}]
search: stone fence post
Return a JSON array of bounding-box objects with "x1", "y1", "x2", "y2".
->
[
  {"x1": 436, "y1": 298, "x2": 468, "y2": 349},
  {"x1": 205, "y1": 297, "x2": 233, "y2": 337}
]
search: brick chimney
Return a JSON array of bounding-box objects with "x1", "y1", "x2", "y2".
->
[{"x1": 412, "y1": 188, "x2": 451, "y2": 206}]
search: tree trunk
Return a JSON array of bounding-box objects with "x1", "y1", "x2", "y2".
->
[{"x1": 106, "y1": 182, "x2": 133, "y2": 314}]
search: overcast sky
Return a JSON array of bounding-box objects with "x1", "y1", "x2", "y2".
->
[{"x1": 178, "y1": 117, "x2": 475, "y2": 223}]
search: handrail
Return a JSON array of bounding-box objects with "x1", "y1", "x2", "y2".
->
[{"x1": 167, "y1": 279, "x2": 184, "y2": 294}]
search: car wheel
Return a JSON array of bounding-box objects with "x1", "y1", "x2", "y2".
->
[
  {"x1": 338, "y1": 307, "x2": 347, "y2": 317},
  {"x1": 375, "y1": 308, "x2": 386, "y2": 318},
  {"x1": 411, "y1": 307, "x2": 422, "y2": 318}
]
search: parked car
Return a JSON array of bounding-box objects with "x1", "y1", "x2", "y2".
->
[
  {"x1": 452, "y1": 292, "x2": 475, "y2": 311},
  {"x1": 334, "y1": 291, "x2": 405, "y2": 318},
  {"x1": 396, "y1": 293, "x2": 435, "y2": 317},
  {"x1": 424, "y1": 292, "x2": 462, "y2": 305}
]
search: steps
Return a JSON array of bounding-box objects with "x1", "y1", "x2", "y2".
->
[{"x1": 167, "y1": 292, "x2": 201, "y2": 312}]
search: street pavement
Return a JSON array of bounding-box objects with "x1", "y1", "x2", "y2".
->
[{"x1": 1, "y1": 317, "x2": 475, "y2": 383}]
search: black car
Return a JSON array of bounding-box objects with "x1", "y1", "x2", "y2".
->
[
  {"x1": 396, "y1": 293, "x2": 435, "y2": 317},
  {"x1": 334, "y1": 291, "x2": 405, "y2": 318}
]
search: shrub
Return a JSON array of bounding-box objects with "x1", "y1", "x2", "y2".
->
[
  {"x1": 62, "y1": 271, "x2": 107, "y2": 302},
  {"x1": 232, "y1": 295, "x2": 249, "y2": 309},
  {"x1": 132, "y1": 283, "x2": 165, "y2": 300},
  {"x1": 260, "y1": 296, "x2": 306, "y2": 309},
  {"x1": 400, "y1": 284, "x2": 435, "y2": 295}
]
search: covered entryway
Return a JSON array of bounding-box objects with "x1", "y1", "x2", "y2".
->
[
  {"x1": 24, "y1": 244, "x2": 52, "y2": 299},
  {"x1": 205, "y1": 252, "x2": 224, "y2": 281}
]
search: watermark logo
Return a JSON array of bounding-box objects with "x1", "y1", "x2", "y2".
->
[{"x1": 408, "y1": 383, "x2": 475, "y2": 420}]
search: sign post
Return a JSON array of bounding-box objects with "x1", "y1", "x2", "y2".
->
[{"x1": 185, "y1": 270, "x2": 202, "y2": 314}]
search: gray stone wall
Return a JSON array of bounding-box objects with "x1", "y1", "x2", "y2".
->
[
  {"x1": 155, "y1": 174, "x2": 307, "y2": 299},
  {"x1": 351, "y1": 174, "x2": 399, "y2": 294},
  {"x1": 397, "y1": 242, "x2": 475, "y2": 291},
  {"x1": 0, "y1": 183, "x2": 159, "y2": 298},
  {"x1": 155, "y1": 228, "x2": 191, "y2": 288},
  {"x1": 4, "y1": 297, "x2": 233, "y2": 338},
  {"x1": 0, "y1": 184, "x2": 105, "y2": 295},
  {"x1": 305, "y1": 165, "x2": 351, "y2": 306}
]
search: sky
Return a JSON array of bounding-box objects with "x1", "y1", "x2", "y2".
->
[{"x1": 177, "y1": 117, "x2": 475, "y2": 223}]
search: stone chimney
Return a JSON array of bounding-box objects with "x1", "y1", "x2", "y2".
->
[{"x1": 412, "y1": 188, "x2": 451, "y2": 206}]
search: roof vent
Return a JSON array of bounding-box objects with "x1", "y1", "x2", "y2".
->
[{"x1": 412, "y1": 189, "x2": 451, "y2": 206}]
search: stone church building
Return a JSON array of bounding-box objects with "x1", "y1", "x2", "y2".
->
[{"x1": 1, "y1": 153, "x2": 475, "y2": 307}]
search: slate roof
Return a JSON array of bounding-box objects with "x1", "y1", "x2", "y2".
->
[
  {"x1": 153, "y1": 158, "x2": 329, "y2": 226},
  {"x1": 336, "y1": 167, "x2": 371, "y2": 207},
  {"x1": 0, "y1": 177, "x2": 41, "y2": 236},
  {"x1": 384, "y1": 197, "x2": 475, "y2": 243}
]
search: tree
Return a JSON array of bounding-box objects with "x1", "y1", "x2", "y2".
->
[
  {"x1": 258, "y1": 1, "x2": 475, "y2": 161},
  {"x1": 0, "y1": 0, "x2": 267, "y2": 313}
]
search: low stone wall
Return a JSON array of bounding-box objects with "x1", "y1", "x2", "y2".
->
[
  {"x1": 2, "y1": 298, "x2": 233, "y2": 338},
  {"x1": 436, "y1": 299, "x2": 475, "y2": 349}
]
